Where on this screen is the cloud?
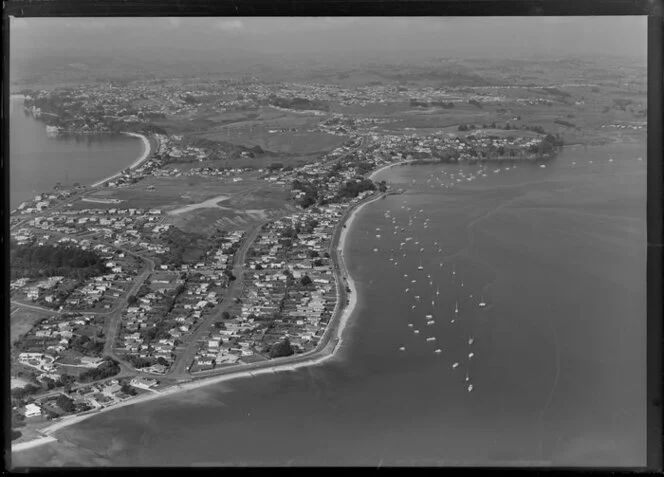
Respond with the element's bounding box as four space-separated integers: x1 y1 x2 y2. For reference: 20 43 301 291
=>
214 19 245 32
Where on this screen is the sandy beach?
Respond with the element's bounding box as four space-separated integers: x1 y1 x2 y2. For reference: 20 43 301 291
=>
90 132 152 188
12 180 391 453
369 159 412 180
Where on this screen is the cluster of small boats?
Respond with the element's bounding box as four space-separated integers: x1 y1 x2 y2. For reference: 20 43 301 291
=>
384 199 492 394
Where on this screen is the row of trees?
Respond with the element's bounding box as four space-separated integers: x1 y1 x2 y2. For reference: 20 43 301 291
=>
410 99 455 109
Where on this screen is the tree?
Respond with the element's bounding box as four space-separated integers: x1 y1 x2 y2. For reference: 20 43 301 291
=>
121 383 137 395
11 384 40 399
127 294 138 306
56 394 75 413
221 311 231 320
269 337 294 358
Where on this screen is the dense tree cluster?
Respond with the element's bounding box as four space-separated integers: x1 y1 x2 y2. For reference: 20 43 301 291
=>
56 394 76 413
127 355 156 368
121 382 138 396
11 243 106 280
269 337 295 358
11 384 41 400
528 134 564 156
268 95 330 112
353 162 374 175
139 318 175 342
291 179 320 209
69 334 104 356
78 357 121 383
554 118 576 128
410 99 428 108
336 178 376 200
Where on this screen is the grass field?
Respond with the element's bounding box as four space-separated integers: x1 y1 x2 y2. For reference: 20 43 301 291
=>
163 182 296 235
82 175 267 210
10 308 49 345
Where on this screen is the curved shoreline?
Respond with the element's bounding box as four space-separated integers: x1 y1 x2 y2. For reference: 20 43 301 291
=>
369 159 413 180
12 187 387 454
90 133 151 188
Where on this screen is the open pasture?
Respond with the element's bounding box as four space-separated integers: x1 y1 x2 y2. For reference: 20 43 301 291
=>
163 184 296 235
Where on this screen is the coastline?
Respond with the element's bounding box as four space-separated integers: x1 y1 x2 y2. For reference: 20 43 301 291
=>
369 159 413 180
90 133 152 188
12 180 388 454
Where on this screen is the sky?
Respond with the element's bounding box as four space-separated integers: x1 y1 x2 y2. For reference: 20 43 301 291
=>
10 16 647 63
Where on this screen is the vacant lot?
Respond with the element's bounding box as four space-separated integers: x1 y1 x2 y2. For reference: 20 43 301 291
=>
10 308 49 345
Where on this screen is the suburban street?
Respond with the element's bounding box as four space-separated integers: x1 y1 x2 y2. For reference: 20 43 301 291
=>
168 222 265 377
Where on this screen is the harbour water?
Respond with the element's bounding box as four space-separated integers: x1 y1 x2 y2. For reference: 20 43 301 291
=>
9 96 144 209
12 143 647 467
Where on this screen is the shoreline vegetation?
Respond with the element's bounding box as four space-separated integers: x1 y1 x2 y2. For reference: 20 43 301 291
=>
12 174 390 454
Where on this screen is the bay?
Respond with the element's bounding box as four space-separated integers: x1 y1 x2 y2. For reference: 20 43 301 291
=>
12 143 647 467
9 96 144 209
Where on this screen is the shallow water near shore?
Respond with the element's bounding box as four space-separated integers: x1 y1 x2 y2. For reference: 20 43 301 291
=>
12 143 647 467
9 96 144 209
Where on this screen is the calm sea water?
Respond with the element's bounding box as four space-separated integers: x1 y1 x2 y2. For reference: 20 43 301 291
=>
9 96 144 209
13 143 647 467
